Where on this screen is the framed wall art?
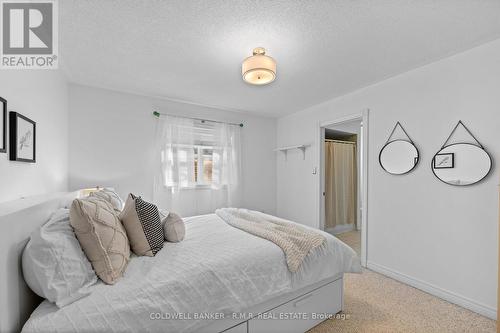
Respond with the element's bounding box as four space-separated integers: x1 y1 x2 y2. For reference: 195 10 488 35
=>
0 97 6 153
9 111 36 163
433 153 454 169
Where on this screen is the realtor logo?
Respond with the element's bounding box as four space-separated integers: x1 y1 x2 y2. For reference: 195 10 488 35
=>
1 0 58 69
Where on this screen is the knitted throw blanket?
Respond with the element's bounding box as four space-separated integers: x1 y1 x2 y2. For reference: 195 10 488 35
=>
215 208 325 273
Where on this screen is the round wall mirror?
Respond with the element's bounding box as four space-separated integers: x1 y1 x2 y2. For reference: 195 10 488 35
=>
379 140 419 175
431 143 491 186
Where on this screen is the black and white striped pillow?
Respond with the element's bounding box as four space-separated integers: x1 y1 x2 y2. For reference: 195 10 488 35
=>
120 194 164 256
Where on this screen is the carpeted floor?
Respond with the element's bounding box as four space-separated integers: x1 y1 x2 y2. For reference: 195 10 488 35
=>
309 231 496 333
335 230 361 255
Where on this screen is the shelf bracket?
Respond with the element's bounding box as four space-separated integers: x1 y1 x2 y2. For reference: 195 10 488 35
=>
281 150 288 161
298 146 306 160
274 144 310 161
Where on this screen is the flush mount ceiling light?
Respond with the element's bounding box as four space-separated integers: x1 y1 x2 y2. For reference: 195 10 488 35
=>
242 47 276 85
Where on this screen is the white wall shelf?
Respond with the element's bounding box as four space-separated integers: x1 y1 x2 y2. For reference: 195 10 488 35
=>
274 144 310 160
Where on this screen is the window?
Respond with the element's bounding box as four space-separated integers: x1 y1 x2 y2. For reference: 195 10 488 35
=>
164 144 215 188
194 147 213 185
157 115 240 193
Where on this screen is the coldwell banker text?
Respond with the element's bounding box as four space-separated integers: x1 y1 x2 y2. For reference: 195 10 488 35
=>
1 0 58 69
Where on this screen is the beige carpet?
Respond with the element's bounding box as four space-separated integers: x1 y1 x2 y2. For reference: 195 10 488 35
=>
335 230 361 255
309 231 496 333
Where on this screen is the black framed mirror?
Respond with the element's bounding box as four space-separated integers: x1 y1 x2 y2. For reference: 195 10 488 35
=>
431 121 491 186
379 122 419 175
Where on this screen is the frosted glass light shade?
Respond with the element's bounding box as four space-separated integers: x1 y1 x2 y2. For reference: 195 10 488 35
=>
242 47 276 85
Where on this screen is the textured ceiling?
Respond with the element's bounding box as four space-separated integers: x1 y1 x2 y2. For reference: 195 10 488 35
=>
60 1 500 117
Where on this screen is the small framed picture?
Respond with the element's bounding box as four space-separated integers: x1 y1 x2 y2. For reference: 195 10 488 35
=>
0 97 6 153
9 112 36 163
434 152 454 169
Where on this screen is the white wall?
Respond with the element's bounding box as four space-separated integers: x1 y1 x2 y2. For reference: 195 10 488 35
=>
0 71 69 203
277 39 500 318
68 84 277 215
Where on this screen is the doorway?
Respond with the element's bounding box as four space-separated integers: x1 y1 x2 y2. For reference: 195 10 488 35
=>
318 110 369 266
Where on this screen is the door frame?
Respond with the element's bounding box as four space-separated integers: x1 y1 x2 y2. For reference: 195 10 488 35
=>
316 109 369 267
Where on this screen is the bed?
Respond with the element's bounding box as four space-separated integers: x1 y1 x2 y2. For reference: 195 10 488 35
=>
0 192 360 333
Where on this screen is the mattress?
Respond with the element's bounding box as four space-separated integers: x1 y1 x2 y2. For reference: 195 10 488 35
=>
22 213 361 333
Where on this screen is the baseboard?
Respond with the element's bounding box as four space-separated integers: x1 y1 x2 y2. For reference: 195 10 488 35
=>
367 261 497 320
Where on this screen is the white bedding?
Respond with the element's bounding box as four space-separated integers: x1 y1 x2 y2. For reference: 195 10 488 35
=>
22 213 361 333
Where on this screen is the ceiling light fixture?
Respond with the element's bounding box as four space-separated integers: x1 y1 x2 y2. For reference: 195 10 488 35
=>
242 47 276 85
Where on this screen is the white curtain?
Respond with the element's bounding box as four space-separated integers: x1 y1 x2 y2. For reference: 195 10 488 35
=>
153 115 241 216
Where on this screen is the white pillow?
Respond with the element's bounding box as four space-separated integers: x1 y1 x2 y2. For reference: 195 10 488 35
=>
89 187 124 212
22 208 98 307
162 212 185 242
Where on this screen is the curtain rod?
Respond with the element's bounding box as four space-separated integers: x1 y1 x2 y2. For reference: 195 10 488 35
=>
325 139 356 144
152 111 244 127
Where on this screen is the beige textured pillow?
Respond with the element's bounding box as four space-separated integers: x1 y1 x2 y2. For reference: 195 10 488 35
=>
163 212 185 242
70 197 130 284
119 194 164 256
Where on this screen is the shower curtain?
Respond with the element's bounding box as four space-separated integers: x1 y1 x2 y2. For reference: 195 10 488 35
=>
325 141 357 230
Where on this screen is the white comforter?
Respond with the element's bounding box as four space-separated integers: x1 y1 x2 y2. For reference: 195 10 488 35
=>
23 213 360 333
